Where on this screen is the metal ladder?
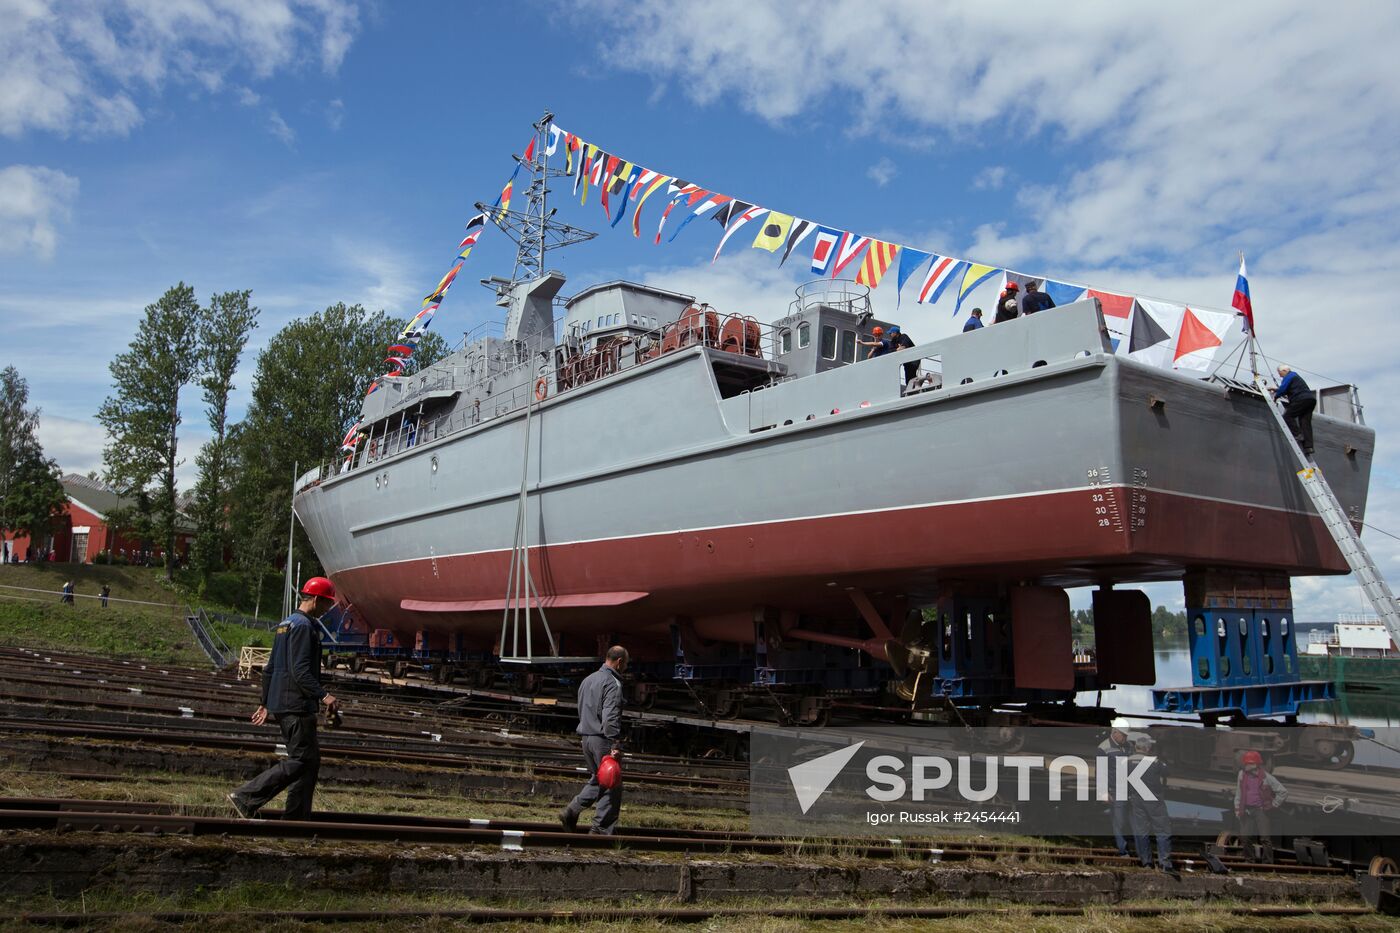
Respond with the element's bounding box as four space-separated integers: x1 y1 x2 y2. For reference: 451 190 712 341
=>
1253 374 1400 647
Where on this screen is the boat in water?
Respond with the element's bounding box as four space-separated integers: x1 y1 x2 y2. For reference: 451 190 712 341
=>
1301 614 1400 698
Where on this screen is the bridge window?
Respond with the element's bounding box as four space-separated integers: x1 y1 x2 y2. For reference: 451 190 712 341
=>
840 330 856 363
820 324 837 360
780 329 792 353
798 322 811 349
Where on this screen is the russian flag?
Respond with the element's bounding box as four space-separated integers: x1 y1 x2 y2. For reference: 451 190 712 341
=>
1232 256 1254 336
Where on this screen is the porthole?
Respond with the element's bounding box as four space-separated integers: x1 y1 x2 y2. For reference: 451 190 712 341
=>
1219 657 1231 678
431 456 439 473
375 475 381 489
1193 616 1206 637
1197 657 1211 680
1238 617 1249 636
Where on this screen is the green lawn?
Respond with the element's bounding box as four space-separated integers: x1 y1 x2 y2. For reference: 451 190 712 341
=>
0 563 276 666
0 561 283 617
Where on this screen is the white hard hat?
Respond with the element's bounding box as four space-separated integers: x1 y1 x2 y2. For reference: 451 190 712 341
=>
1110 717 1131 730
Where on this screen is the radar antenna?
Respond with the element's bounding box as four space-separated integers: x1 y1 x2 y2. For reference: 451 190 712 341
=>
476 110 597 288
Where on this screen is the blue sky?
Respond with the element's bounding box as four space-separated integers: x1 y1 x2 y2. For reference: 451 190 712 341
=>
3 1 1400 616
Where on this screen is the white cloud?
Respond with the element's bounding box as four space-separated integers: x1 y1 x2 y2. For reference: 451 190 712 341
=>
326 98 345 131
866 157 897 188
0 0 362 139
972 165 1006 190
35 413 103 478
580 1 1400 271
235 86 261 107
38 412 209 494
0 164 79 258
268 110 296 147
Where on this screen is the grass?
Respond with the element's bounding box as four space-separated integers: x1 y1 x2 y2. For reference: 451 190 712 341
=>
0 562 276 665
0 884 1384 933
0 767 751 833
0 597 209 667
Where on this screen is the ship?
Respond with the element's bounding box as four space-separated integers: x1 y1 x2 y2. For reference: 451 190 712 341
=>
1301 614 1400 700
292 115 1380 724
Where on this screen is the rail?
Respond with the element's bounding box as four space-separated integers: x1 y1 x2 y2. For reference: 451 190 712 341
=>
787 278 872 319
203 608 277 632
298 306 784 492
185 608 233 670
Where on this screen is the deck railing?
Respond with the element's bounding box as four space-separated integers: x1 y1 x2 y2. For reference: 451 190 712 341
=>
297 307 782 492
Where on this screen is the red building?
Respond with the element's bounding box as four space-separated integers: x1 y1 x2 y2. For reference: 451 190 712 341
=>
1 474 194 565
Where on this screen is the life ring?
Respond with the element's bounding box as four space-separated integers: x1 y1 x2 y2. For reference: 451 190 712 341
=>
534 378 548 401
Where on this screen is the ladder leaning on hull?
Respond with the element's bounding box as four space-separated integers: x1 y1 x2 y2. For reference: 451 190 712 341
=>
1251 374 1400 649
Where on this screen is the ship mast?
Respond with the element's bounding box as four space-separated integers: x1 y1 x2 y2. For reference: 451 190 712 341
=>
484 112 599 665
477 110 596 288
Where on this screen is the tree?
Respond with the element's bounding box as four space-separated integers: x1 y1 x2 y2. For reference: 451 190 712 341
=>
190 290 259 580
97 284 203 580
1151 605 1188 642
411 330 449 371
228 303 426 577
0 366 67 545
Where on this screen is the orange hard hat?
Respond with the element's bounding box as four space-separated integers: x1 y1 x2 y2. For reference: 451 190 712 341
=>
597 753 622 789
1241 750 1264 766
301 576 336 600
872 326 884 335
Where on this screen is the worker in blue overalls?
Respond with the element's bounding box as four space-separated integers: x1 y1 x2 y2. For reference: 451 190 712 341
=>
228 577 339 820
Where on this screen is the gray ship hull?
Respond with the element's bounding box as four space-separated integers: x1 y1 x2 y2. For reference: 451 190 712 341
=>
294 300 1373 650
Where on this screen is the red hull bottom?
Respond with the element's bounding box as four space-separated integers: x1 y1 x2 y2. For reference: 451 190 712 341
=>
333 488 1344 649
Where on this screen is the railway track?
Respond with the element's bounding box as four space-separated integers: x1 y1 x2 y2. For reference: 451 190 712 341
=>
0 796 1346 875
0 716 749 796
4 903 1378 927
5 646 1397 875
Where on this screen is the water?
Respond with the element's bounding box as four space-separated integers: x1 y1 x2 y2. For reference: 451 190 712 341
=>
1093 644 1400 729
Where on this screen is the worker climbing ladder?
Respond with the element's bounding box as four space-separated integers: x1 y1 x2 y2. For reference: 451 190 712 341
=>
1253 373 1400 650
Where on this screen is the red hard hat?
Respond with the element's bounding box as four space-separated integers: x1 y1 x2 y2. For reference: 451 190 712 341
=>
596 754 622 790
1005 281 1019 290
1241 750 1264 766
872 326 884 335
301 576 336 600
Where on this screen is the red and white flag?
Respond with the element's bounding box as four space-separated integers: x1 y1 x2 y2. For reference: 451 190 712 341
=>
830 232 871 278
917 255 964 304
810 227 841 275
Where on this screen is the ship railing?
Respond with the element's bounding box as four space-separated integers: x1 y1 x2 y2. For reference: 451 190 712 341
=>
901 354 945 395
558 307 778 393
328 308 781 479
787 279 872 319
1305 630 1340 649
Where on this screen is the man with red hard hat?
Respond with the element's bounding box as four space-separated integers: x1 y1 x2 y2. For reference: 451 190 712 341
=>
228 576 339 820
560 645 628 835
1234 749 1288 862
856 325 891 360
